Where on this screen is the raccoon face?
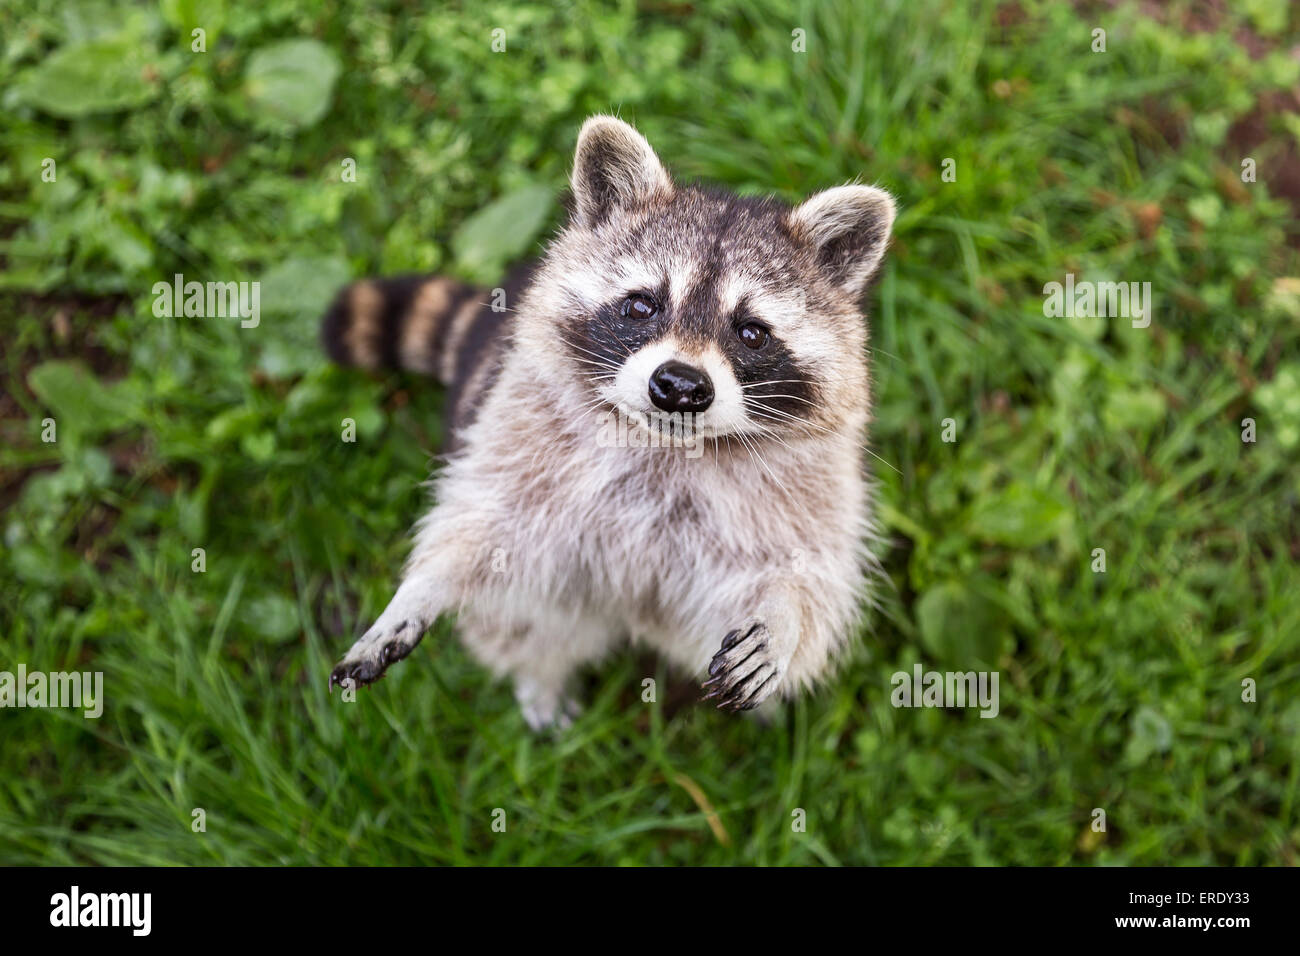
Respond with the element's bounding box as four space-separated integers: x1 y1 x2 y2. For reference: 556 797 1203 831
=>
520 115 895 444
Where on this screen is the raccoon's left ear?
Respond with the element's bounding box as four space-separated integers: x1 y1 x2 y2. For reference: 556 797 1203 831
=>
570 115 674 227
788 184 896 298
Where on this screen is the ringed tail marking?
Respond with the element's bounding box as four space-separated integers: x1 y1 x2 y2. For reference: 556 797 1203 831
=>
440 295 485 384
321 275 479 385
399 279 457 376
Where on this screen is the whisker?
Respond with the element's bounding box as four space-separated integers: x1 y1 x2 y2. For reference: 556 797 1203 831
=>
733 428 796 505
740 379 811 389
570 356 623 374
743 405 904 476
744 392 817 406
565 340 626 368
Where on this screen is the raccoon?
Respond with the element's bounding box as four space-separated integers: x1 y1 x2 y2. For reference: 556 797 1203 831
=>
323 115 896 729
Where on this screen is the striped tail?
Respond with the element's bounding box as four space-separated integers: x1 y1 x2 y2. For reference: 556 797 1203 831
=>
320 275 487 386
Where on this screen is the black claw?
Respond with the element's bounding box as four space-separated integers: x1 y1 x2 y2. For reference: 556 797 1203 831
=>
329 659 379 691
712 665 774 714
329 624 428 695
736 672 776 711
704 622 771 707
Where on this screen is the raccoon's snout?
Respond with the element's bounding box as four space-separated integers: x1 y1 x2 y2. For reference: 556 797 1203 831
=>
648 361 714 414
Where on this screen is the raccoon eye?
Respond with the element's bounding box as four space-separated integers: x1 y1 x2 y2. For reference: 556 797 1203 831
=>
738 322 770 350
622 293 659 320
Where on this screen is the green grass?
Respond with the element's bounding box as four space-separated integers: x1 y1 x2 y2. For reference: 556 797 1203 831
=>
2 0 1298 865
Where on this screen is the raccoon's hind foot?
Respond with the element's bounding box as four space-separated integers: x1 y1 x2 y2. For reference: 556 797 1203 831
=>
702 620 788 712
513 676 582 732
329 616 428 691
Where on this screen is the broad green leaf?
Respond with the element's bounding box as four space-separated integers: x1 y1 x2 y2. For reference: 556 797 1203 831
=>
160 0 226 40
13 37 159 117
27 360 132 438
206 406 261 443
259 256 351 316
1125 706 1174 765
255 256 350 377
244 39 341 129
914 579 1006 667
966 482 1071 547
452 184 554 283
240 594 301 642
240 430 278 462
1255 363 1300 449
9 543 74 586
1103 386 1167 433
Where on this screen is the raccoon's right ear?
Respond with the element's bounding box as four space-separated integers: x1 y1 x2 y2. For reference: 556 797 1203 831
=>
570 115 673 227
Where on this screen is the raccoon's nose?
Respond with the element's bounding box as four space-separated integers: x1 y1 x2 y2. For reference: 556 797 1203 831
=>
648 361 714 413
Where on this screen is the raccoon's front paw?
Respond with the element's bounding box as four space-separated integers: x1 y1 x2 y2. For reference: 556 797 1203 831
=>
329 617 426 691
702 621 787 712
